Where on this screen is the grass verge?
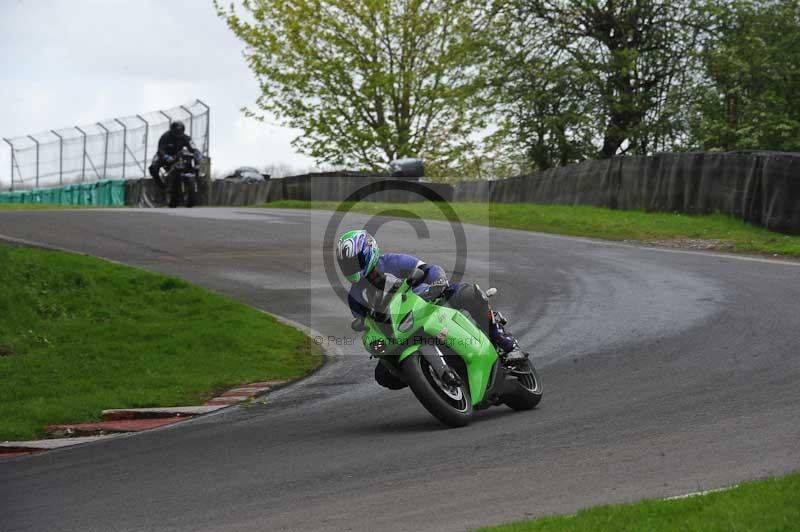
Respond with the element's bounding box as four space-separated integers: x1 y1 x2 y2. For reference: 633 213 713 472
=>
476 472 800 531
0 244 322 441
262 200 800 257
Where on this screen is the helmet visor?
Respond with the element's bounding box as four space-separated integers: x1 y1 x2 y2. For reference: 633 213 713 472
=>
337 252 366 277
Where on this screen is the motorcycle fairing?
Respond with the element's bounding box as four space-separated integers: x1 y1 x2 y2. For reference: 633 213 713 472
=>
363 281 498 404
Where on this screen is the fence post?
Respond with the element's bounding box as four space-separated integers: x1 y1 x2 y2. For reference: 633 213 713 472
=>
196 99 210 156
137 114 149 179
180 105 194 138
158 110 172 155
27 135 40 188
96 122 109 180
114 118 127 180
2 138 13 191
51 130 64 185
75 126 87 181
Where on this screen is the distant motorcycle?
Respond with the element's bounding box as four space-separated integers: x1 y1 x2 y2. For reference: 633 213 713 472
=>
158 147 200 208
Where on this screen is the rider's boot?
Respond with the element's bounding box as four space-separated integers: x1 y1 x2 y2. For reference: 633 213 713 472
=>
488 311 528 363
374 360 408 390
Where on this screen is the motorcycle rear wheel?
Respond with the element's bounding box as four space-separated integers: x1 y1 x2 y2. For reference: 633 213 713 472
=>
402 352 473 427
503 360 543 411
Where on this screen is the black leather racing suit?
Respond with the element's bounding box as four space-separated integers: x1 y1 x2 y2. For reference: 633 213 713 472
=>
148 131 201 184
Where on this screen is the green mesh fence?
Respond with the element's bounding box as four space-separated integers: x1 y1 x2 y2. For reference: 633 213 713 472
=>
0 180 126 206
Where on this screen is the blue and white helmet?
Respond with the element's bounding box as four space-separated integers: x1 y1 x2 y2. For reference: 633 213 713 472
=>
336 230 380 283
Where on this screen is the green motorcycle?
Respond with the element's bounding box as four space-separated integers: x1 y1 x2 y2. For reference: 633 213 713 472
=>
353 270 543 427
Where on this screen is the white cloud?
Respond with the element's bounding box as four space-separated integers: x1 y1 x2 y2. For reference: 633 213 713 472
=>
0 0 315 188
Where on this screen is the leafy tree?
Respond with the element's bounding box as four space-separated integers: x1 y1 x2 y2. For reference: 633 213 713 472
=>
490 0 703 167
690 0 800 151
484 5 596 170
215 0 487 172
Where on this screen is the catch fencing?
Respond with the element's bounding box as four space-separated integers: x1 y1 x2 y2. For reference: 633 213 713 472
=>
2 100 209 190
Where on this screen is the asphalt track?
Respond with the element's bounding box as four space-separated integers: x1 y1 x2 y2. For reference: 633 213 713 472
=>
1 207 799 532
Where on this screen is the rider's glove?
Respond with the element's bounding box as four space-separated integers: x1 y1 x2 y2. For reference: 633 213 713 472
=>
408 267 426 287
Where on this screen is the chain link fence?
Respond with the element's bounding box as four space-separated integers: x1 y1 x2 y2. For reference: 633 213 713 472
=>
2 100 209 191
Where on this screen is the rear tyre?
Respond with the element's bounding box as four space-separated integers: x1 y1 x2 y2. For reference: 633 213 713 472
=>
503 360 543 411
402 351 472 427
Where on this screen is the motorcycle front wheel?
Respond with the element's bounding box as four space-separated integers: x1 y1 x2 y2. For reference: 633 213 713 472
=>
185 176 198 208
168 177 181 208
402 352 472 427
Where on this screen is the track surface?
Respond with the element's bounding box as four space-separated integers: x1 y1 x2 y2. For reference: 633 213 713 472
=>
1 207 799 532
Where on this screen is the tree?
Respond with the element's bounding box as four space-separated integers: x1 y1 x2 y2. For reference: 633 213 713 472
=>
690 0 800 151
490 0 703 167
216 0 487 172
485 4 596 170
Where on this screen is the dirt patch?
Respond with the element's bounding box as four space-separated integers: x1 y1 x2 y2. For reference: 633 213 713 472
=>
624 238 800 262
0 345 16 357
627 238 736 252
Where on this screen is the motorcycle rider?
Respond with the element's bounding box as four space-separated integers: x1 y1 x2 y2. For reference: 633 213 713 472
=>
335 229 528 389
148 121 201 188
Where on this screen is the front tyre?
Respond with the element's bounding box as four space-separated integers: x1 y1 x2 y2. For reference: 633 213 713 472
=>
168 176 181 208
185 176 198 208
402 352 472 427
503 360 543 411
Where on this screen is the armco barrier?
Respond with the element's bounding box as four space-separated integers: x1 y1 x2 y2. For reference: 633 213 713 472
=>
0 180 126 207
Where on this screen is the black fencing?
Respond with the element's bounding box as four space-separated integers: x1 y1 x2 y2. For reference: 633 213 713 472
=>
124 151 800 235
248 174 453 203
124 174 453 207
455 151 800 234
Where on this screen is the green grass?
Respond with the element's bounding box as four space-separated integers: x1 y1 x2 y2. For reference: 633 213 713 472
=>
0 244 322 440
477 472 800 531
262 200 800 257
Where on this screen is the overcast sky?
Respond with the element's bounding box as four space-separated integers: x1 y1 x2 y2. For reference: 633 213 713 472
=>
0 0 315 185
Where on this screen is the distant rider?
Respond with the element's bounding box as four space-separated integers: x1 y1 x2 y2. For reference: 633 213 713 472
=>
148 121 201 188
335 230 528 390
